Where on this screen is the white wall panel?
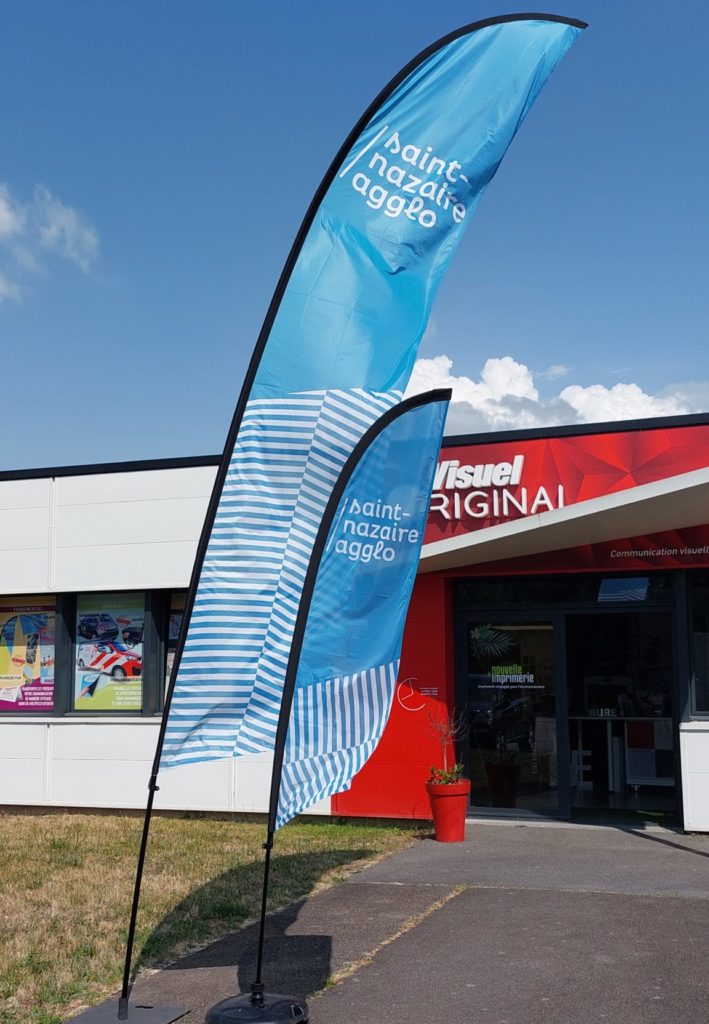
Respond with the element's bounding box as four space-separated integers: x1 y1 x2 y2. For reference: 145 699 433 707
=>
0 722 47 757
49 721 234 811
680 725 709 832
51 757 154 808
0 759 45 803
57 467 216 506
156 758 234 812
56 496 209 549
0 477 52 511
680 724 709 772
0 719 48 804
52 467 214 592
0 507 51 551
51 721 155 760
234 758 273 813
0 721 292 814
0 478 52 594
55 540 200 592
230 758 330 816
0 548 51 595
0 466 216 594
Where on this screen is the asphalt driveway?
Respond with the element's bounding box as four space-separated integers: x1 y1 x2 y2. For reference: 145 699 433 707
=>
117 821 709 1024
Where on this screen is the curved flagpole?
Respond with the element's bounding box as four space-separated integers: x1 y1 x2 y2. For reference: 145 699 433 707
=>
117 13 586 1015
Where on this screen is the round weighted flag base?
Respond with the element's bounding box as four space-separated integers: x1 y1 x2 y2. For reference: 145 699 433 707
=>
205 994 308 1024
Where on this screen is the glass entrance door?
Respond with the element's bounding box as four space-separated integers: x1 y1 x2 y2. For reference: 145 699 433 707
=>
464 620 559 812
566 611 677 818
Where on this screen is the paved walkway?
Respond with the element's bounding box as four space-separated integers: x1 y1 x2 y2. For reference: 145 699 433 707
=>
129 821 709 1024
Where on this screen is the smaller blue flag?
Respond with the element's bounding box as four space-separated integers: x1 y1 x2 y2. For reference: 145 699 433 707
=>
275 392 449 828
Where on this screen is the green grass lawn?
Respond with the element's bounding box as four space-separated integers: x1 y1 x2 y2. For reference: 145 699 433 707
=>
0 811 421 1024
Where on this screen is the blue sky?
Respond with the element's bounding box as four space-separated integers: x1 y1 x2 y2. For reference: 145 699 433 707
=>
2 1 708 469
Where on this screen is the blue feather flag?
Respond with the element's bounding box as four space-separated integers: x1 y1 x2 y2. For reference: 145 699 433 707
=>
160 16 585 772
275 391 449 827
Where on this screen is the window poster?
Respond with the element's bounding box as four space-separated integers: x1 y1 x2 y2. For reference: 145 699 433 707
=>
74 593 144 711
0 598 55 711
166 592 186 686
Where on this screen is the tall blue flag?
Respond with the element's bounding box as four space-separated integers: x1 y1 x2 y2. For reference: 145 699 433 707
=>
275 392 449 828
161 16 585 771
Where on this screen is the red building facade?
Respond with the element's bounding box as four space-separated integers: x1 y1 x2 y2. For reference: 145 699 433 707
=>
335 414 709 827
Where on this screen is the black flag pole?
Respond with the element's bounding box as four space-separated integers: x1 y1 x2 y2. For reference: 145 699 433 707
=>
204 389 450 1024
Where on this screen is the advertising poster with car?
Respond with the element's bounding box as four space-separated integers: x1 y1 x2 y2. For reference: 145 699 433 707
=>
74 593 144 711
0 599 55 711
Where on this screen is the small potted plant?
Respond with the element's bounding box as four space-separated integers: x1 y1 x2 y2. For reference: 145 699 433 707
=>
425 708 470 842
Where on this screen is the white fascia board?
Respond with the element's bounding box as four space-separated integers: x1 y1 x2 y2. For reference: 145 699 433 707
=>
419 466 709 573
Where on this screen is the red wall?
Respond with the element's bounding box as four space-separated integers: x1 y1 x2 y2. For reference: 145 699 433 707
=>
333 574 453 819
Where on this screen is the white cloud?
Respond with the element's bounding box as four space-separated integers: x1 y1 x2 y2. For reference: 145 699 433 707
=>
407 354 537 404
655 381 709 408
0 184 25 239
560 382 687 422
33 185 98 272
538 363 570 380
0 181 99 301
405 353 708 435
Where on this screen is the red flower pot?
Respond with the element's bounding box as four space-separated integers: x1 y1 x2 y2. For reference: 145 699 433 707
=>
425 779 471 842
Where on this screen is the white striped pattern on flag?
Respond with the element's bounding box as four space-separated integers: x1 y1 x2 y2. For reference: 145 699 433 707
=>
275 659 399 828
161 388 400 770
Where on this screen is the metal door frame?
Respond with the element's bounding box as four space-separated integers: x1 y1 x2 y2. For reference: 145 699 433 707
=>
455 608 570 818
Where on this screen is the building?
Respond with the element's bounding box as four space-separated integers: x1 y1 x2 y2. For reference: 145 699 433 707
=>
2 413 708 831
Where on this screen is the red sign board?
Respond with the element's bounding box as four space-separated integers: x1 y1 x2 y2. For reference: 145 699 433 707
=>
424 421 709 571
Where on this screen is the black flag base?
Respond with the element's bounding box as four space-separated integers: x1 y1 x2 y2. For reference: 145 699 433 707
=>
205 992 308 1023
65 1000 186 1024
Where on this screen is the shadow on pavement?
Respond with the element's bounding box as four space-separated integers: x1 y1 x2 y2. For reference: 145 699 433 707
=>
161 899 331 999
628 827 709 859
128 848 370 1004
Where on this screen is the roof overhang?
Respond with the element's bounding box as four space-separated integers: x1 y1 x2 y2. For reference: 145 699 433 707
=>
419 466 709 573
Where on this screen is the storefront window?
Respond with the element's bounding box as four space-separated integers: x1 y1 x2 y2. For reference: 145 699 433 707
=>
689 573 709 715
166 592 186 686
0 597 55 712
466 621 558 811
74 593 145 711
